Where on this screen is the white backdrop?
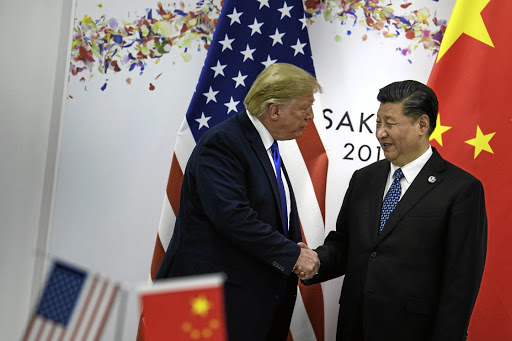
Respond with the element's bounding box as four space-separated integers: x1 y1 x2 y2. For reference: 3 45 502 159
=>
0 0 73 339
39 0 456 340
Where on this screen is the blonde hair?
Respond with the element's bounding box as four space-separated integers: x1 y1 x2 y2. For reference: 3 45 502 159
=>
244 63 322 117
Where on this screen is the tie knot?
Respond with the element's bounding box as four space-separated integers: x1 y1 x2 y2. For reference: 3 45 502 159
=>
270 141 279 153
394 168 404 180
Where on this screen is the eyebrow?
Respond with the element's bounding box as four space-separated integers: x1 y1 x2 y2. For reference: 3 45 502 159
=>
377 114 394 120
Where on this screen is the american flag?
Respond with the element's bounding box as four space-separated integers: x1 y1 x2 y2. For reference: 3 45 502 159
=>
23 261 120 341
147 0 329 339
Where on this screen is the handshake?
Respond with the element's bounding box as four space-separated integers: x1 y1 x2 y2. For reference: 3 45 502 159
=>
292 242 320 280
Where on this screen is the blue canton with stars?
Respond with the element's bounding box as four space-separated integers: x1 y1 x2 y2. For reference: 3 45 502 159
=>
379 168 404 232
186 0 316 143
35 261 87 326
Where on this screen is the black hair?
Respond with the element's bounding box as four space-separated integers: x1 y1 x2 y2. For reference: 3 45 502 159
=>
377 80 438 134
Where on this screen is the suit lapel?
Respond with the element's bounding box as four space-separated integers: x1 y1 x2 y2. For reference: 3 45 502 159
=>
237 112 286 234
282 164 301 242
368 161 390 243
375 149 447 244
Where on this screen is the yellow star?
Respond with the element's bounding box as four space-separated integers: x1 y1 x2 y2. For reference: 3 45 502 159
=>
191 295 212 317
437 0 494 61
429 114 452 146
465 125 495 159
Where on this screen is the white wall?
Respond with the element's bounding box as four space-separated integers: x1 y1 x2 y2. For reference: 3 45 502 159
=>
0 0 71 339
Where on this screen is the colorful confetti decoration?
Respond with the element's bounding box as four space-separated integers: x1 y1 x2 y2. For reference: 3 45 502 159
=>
69 0 447 92
70 1 222 91
303 0 446 57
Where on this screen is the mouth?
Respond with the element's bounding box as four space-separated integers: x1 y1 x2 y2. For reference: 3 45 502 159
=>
380 142 393 151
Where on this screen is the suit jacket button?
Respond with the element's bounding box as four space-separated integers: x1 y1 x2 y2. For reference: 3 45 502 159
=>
370 251 377 258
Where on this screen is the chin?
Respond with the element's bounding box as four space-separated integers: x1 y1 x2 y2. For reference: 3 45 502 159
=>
382 152 394 162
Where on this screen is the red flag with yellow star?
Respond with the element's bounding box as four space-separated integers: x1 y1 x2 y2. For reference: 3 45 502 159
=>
427 0 512 339
138 274 227 341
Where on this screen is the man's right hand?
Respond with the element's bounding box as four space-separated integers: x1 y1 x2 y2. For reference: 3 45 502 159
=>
293 242 320 280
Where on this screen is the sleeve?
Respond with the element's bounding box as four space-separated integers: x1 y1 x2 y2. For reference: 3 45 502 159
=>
194 133 301 275
304 172 356 285
431 178 487 340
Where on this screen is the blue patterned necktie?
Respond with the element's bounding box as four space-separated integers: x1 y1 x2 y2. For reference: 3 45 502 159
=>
379 168 404 232
270 141 288 238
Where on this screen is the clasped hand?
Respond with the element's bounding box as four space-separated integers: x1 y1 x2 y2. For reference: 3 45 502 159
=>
293 242 320 280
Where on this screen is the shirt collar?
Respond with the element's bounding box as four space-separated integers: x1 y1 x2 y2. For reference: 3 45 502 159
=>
390 146 433 184
246 110 275 150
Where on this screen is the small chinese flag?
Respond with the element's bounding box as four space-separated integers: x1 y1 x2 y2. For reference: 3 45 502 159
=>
138 273 227 341
427 0 512 339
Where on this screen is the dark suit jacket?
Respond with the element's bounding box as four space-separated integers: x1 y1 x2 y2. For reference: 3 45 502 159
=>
307 148 487 341
155 111 302 340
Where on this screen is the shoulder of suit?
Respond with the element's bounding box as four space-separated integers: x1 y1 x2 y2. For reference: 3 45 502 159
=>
438 157 482 184
418 152 482 193
198 114 244 144
354 158 388 175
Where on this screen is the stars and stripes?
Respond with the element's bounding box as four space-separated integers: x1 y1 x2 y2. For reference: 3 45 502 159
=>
145 0 329 340
182 0 315 144
22 261 120 341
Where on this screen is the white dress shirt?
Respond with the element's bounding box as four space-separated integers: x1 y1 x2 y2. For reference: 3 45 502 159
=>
383 146 433 200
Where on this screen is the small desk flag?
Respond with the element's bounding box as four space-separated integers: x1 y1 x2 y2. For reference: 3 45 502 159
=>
22 260 120 341
138 273 227 341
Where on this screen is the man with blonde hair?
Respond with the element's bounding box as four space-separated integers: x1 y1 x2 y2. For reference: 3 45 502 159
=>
155 63 322 340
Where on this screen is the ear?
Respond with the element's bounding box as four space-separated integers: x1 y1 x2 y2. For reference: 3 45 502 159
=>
268 103 279 121
418 114 430 135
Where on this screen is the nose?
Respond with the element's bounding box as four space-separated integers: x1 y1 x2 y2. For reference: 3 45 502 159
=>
306 107 314 120
376 125 387 139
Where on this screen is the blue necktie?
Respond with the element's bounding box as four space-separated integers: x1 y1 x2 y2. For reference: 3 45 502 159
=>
270 141 288 238
379 168 404 232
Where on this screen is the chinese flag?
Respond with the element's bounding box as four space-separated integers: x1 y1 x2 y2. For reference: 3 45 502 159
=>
138 274 227 341
427 0 512 339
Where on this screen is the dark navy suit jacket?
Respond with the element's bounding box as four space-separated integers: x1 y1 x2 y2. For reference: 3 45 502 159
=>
155 111 302 340
307 148 487 341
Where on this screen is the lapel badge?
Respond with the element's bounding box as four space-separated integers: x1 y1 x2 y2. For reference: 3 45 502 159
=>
428 176 436 184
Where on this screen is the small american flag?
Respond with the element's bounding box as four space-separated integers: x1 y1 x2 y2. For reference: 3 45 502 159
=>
23 261 120 341
144 0 329 339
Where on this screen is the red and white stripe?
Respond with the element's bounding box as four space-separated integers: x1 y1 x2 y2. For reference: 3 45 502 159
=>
282 100 328 341
23 275 120 341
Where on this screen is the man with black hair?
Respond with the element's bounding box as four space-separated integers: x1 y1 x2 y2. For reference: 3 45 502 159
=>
303 80 487 341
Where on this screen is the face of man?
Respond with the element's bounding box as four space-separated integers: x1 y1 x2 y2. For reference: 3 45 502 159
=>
376 102 429 167
271 94 315 140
